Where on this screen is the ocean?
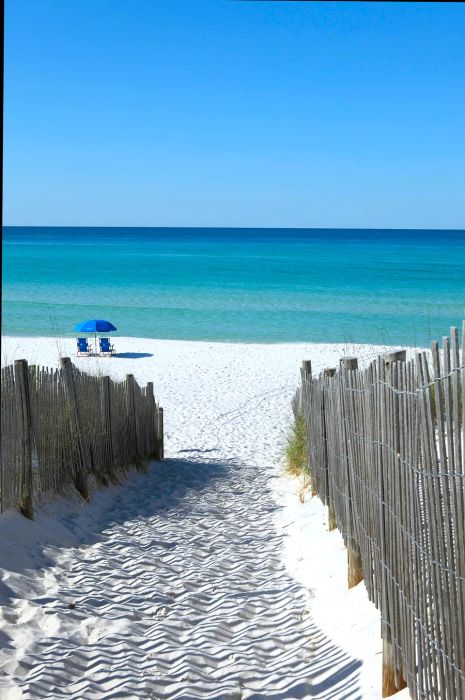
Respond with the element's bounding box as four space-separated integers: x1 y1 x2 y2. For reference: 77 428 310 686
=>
2 227 464 346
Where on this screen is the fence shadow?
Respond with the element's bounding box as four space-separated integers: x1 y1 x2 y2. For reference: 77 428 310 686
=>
0 457 230 583
0 454 366 700
308 629 362 698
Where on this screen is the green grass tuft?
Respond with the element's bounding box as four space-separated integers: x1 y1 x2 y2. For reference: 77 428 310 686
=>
285 415 308 477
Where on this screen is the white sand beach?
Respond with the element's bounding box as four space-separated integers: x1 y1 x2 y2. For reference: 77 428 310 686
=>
0 336 412 699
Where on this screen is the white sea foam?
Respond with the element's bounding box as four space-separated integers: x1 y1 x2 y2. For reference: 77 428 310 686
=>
0 336 411 699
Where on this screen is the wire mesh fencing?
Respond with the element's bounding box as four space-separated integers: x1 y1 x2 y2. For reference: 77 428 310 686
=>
299 323 464 700
1 357 163 517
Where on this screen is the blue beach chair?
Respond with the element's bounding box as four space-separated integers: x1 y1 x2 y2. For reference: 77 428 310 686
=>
99 337 115 356
76 337 91 356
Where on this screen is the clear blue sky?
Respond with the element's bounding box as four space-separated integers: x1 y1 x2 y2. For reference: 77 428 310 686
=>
4 1 465 228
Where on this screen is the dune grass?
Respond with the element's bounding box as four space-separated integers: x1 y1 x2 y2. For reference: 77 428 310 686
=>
285 415 308 477
285 415 311 502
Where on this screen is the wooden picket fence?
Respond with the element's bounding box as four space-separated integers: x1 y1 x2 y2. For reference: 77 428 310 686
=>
299 323 464 700
0 357 164 518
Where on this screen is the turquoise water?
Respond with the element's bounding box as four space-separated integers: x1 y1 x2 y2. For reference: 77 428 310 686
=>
2 227 465 346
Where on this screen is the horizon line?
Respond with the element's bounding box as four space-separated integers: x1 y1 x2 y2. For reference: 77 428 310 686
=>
3 225 465 232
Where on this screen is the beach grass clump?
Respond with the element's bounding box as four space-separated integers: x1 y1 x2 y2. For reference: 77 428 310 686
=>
285 414 308 478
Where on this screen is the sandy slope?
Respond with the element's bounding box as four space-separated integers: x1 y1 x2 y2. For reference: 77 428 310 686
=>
0 337 409 699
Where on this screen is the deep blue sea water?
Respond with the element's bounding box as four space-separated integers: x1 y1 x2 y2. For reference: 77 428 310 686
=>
2 227 465 346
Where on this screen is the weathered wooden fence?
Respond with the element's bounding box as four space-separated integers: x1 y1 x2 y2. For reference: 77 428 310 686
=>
1 357 164 517
299 323 464 700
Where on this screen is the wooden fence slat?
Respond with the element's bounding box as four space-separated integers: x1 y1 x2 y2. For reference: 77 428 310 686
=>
341 357 364 589
60 357 89 501
145 382 158 460
158 407 164 460
125 373 142 470
101 376 116 483
382 352 408 697
14 360 34 519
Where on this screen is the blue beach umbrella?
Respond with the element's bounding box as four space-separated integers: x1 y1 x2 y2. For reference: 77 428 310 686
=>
74 319 117 353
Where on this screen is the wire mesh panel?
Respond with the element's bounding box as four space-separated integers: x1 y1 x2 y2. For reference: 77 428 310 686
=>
0 360 163 513
29 365 74 497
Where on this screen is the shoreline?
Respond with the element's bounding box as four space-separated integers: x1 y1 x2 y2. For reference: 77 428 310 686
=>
2 334 410 359
1 333 417 349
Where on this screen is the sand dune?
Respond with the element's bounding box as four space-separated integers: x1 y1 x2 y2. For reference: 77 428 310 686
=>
0 337 408 699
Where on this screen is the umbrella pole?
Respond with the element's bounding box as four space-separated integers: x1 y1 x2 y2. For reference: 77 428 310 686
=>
95 332 97 355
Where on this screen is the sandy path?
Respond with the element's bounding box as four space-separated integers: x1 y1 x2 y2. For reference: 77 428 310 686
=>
1 337 398 699
0 458 362 700
2 463 289 697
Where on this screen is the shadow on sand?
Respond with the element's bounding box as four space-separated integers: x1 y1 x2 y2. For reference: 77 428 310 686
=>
112 352 154 359
0 456 365 698
0 458 230 578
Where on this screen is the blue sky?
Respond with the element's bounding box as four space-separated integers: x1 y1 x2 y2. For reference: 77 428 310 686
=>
4 1 465 228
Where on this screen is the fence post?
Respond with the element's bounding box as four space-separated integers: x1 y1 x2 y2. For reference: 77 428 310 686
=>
382 639 407 699
384 350 407 366
323 368 337 530
341 357 364 589
60 357 89 501
301 360 312 380
14 360 34 519
158 407 164 460
381 350 407 697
